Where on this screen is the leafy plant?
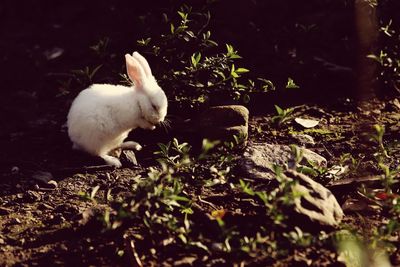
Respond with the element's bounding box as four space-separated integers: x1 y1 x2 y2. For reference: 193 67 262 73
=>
78 185 101 202
154 138 191 170
367 18 400 94
224 133 248 150
136 5 274 108
369 124 389 159
239 168 307 230
286 77 300 89
271 105 294 127
283 226 313 247
71 65 103 87
90 37 111 59
378 163 399 194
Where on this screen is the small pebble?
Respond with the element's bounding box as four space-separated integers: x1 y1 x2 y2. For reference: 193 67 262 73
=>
12 218 21 224
37 203 54 210
25 190 42 202
47 214 65 224
43 180 58 189
0 207 11 216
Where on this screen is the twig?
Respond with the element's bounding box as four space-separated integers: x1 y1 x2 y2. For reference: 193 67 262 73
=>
326 175 383 188
198 196 218 210
321 143 334 159
124 236 143 267
356 190 383 207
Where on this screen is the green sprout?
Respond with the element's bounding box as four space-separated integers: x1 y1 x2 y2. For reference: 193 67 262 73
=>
272 105 294 127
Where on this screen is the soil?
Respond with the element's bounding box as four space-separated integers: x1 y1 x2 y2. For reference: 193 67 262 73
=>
1 98 400 266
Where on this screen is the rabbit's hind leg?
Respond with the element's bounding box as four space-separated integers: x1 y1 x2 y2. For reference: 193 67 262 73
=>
120 141 142 151
100 154 122 168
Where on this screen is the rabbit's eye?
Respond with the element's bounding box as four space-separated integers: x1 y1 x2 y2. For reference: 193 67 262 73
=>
152 104 158 111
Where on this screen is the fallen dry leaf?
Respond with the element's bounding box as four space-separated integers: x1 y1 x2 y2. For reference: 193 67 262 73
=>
294 118 320 128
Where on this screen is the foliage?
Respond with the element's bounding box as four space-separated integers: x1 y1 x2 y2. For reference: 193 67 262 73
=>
332 120 400 263
136 5 274 108
285 77 300 89
368 18 400 94
71 65 103 88
271 105 294 127
95 138 332 264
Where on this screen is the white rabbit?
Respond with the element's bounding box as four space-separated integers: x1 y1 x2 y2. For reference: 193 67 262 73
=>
67 52 168 167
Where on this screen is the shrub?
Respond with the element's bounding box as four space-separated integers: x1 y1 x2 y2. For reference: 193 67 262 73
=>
135 5 274 109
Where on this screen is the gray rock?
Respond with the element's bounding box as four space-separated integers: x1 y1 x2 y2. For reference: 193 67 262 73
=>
198 105 249 142
283 170 343 228
32 171 53 184
46 180 58 189
241 143 327 180
291 134 315 146
121 150 138 166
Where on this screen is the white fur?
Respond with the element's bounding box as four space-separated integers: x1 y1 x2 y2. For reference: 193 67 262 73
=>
67 52 167 167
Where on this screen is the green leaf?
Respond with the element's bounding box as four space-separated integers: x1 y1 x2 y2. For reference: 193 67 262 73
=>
236 67 250 73
191 55 197 68
190 52 201 68
178 234 188 244
181 207 193 215
215 71 226 80
137 37 151 46
177 11 187 20
366 54 380 62
297 166 319 177
207 40 218 47
191 241 210 252
274 105 283 115
201 139 219 154
226 44 233 54
186 31 195 38
171 195 190 202
89 64 103 80
258 78 275 91
90 185 100 199
195 52 201 63
239 179 255 196
170 23 175 34
230 64 239 78
225 44 242 59
230 54 242 59
286 77 300 89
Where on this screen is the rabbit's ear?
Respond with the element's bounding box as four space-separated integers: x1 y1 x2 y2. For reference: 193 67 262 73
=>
125 54 146 87
132 51 152 78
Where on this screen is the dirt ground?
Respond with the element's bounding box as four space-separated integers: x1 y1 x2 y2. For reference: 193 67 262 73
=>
1 97 399 266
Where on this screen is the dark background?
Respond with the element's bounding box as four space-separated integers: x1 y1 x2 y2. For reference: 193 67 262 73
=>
0 0 399 134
